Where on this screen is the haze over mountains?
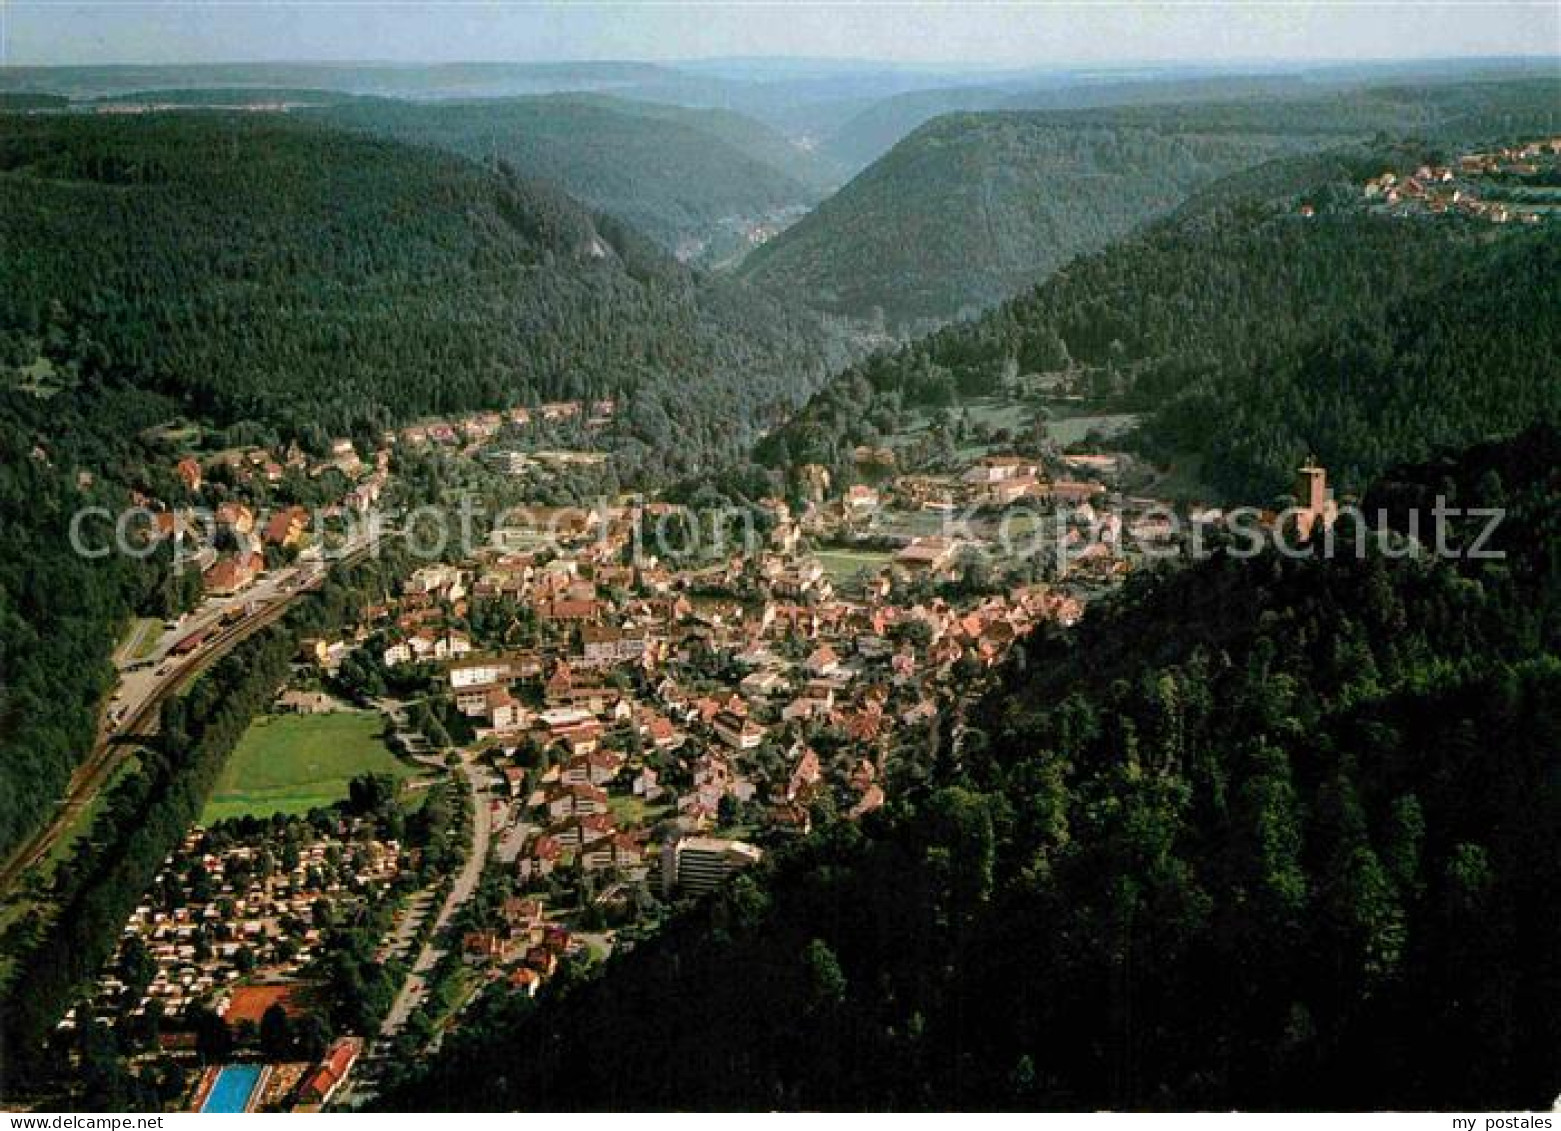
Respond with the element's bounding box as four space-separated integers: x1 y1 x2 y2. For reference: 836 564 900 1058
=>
6 55 1554 324
310 95 840 261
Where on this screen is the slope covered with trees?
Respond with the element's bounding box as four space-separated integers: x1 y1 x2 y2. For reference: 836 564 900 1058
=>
0 60 699 102
0 388 188 863
378 426 1561 1111
0 113 840 471
741 109 1318 331
755 138 1561 501
743 78 1561 331
312 94 836 256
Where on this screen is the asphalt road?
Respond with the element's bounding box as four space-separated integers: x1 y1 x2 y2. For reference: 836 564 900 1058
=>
380 756 497 1037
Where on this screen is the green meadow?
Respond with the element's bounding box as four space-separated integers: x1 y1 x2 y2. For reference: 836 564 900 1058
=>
203 711 413 823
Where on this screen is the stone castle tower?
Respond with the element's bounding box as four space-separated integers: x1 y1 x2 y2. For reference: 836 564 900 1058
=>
1295 460 1339 539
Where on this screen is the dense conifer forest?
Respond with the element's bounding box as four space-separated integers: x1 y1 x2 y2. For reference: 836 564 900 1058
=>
743 77 1561 328
740 110 1321 329
312 94 836 253
0 388 191 861
757 141 1561 500
0 114 840 465
379 426 1561 1111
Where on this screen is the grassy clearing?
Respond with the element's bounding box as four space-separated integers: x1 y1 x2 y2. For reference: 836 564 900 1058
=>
962 400 1034 433
812 547 893 583
893 397 1034 444
885 398 1137 454
203 711 413 823
607 794 672 828
861 508 950 541
1046 412 1139 447
141 419 203 450
120 617 164 663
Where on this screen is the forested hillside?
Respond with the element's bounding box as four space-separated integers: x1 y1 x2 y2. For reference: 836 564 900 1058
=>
0 60 698 102
312 94 836 256
816 71 1332 172
0 388 188 865
740 110 1326 330
0 113 839 470
818 86 1015 170
0 92 69 111
0 111 840 863
86 87 369 108
755 140 1561 500
744 78 1561 330
552 95 843 194
378 426 1561 1111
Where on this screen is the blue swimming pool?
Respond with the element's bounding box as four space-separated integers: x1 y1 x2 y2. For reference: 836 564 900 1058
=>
202 1064 263 1113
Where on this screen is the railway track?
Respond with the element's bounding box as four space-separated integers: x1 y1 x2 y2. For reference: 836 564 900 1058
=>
0 542 381 898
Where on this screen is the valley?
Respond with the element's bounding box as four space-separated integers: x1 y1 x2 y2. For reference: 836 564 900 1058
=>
0 47 1557 1115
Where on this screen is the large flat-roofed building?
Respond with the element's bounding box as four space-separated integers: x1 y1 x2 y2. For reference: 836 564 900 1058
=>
660 835 763 898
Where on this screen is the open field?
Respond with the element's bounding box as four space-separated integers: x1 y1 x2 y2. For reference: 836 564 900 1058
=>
961 400 1034 434
870 509 949 538
140 419 203 450
813 547 894 583
607 794 672 829
203 711 414 822
1045 412 1139 447
887 397 1138 457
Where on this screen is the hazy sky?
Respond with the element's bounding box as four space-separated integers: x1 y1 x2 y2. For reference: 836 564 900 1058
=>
5 1 1558 68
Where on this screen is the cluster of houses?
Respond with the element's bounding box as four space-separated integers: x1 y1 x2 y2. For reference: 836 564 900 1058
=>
789 443 1178 588
73 390 1196 1107
396 400 617 451
153 437 391 597
805 451 1112 521
72 823 402 1036
327 481 1096 929
1362 140 1561 224
459 895 581 1000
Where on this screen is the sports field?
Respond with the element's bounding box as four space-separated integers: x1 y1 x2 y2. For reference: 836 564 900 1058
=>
202 711 413 822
